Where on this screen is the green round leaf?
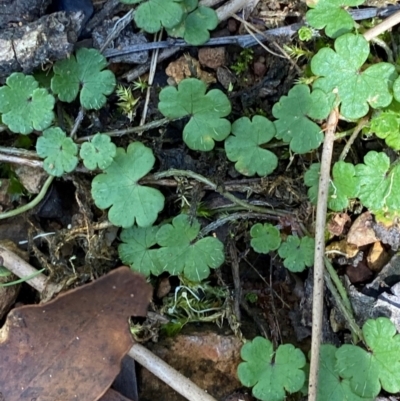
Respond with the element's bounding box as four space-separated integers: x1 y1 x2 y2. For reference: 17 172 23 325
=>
305 161 360 211
225 116 278 177
278 236 314 272
79 133 117 170
183 7 218 45
250 223 281 254
329 161 360 211
135 0 184 33
370 112 400 150
36 127 78 177
306 0 364 38
0 73 55 134
355 151 400 212
91 142 165 228
238 337 306 401
304 163 320 205
312 33 396 120
272 85 333 153
119 225 163 276
336 318 400 398
318 344 374 401
156 214 225 281
51 48 116 110
158 78 231 151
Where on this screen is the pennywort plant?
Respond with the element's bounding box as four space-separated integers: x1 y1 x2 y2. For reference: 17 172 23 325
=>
1 0 400 398
238 318 400 401
120 0 218 45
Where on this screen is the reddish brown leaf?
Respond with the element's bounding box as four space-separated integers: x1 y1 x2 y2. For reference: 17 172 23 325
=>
0 266 152 401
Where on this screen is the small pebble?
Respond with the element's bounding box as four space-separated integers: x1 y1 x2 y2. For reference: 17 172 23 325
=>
253 61 266 77
198 47 226 70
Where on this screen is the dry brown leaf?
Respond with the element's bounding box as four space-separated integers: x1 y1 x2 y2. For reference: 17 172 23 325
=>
327 213 351 237
367 241 390 273
326 239 359 258
347 212 378 247
0 266 152 401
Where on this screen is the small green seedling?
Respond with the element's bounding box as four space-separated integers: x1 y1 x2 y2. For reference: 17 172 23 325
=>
306 0 364 38
115 84 140 121
238 336 306 401
278 235 315 272
272 84 333 154
158 78 231 151
231 49 254 75
0 73 55 134
311 33 396 120
224 116 278 177
297 26 314 42
79 133 117 170
250 223 281 254
91 142 164 228
36 127 78 177
51 48 116 110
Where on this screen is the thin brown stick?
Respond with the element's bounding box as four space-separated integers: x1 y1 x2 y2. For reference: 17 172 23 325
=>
308 108 339 401
363 9 400 41
0 153 43 168
129 344 217 401
339 116 368 161
0 245 62 298
227 239 241 321
140 31 162 126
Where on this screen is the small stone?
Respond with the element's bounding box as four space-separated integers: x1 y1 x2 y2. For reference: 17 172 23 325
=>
14 165 47 194
347 212 378 247
227 18 238 33
198 47 226 70
217 67 236 90
166 54 216 84
253 61 266 77
139 327 242 401
346 261 373 284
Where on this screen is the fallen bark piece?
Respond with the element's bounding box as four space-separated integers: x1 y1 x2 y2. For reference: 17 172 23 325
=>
0 11 84 81
0 266 152 401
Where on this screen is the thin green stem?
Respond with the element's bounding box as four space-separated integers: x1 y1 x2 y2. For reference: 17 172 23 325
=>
324 257 353 314
0 268 45 287
323 267 363 343
154 169 290 217
0 175 54 220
